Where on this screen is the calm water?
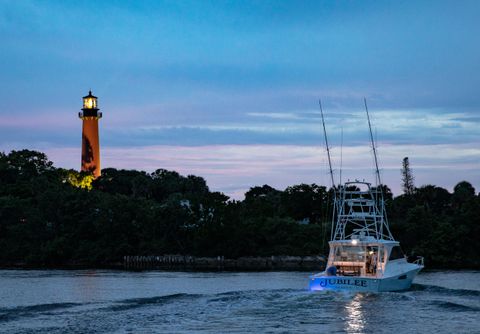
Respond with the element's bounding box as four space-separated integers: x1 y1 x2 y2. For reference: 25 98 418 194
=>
0 270 479 333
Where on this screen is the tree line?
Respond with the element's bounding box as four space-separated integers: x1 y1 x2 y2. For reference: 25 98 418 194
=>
0 150 478 269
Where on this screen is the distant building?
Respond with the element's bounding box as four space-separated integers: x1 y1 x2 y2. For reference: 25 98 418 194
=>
79 90 102 178
297 218 310 225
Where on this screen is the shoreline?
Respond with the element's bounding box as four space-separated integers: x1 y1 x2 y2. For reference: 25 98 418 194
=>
1 257 478 271
1 261 478 272
1 255 327 272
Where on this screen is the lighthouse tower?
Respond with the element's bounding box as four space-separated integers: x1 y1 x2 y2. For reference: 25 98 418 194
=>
79 90 102 178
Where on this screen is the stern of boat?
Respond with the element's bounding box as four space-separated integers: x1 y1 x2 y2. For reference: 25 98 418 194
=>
309 274 381 292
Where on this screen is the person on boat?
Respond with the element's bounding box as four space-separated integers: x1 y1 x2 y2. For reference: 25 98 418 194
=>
326 266 337 276
367 251 377 274
371 252 377 274
367 252 372 274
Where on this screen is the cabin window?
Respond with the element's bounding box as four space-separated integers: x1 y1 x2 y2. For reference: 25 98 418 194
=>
378 247 385 263
389 246 405 260
334 246 364 262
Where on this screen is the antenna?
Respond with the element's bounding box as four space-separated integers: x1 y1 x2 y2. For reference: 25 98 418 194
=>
319 99 335 189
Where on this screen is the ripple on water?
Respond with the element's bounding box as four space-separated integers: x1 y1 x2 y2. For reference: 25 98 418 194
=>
0 271 479 333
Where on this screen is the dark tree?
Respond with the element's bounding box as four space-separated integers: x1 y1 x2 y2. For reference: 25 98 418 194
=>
401 157 415 195
0 148 479 269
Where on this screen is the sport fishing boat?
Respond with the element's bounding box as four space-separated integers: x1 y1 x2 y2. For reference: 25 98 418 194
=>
309 100 424 292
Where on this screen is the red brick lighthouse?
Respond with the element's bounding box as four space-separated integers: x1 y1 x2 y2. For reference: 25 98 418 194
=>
79 90 102 178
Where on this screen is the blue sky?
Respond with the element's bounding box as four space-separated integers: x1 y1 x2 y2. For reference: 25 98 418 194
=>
1 0 479 198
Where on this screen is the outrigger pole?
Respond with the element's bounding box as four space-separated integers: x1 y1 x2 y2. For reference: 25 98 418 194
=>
364 98 393 240
364 98 382 187
319 99 337 240
319 99 336 189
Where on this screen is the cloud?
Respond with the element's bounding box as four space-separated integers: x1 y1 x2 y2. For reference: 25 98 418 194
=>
3 143 476 200
246 112 304 120
1 106 479 150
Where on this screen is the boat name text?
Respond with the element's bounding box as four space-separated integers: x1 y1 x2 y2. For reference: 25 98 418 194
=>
319 278 367 287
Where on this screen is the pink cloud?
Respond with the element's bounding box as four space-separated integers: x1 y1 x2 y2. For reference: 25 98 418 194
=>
14 144 473 199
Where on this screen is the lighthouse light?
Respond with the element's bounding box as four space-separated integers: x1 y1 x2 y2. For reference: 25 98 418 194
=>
84 97 96 109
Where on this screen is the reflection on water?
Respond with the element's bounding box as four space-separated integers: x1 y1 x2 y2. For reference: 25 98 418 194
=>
76 270 99 302
345 294 365 334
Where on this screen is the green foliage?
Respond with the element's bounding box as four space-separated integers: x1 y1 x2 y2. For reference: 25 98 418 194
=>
66 170 95 190
0 149 478 269
401 157 415 195
389 182 480 268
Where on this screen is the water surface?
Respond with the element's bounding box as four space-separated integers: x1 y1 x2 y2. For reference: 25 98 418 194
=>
0 270 478 333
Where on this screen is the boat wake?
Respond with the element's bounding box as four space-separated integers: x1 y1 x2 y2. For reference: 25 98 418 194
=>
410 283 480 296
107 293 195 311
430 300 480 312
0 302 82 322
1 284 479 333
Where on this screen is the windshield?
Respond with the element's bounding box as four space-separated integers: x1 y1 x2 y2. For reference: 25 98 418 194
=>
330 244 385 277
333 246 365 262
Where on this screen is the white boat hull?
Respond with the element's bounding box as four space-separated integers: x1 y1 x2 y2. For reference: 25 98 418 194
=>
309 267 422 292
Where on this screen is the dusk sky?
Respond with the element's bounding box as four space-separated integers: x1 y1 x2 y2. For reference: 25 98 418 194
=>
1 0 479 199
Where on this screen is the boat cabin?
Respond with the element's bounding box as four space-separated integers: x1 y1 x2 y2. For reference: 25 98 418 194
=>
326 238 405 277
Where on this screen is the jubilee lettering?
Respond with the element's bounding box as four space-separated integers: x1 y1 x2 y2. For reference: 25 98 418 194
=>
317 278 367 287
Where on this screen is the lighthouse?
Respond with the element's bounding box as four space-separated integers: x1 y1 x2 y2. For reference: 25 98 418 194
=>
79 90 102 178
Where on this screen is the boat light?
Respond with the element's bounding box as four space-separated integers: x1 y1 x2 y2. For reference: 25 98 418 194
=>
352 239 358 245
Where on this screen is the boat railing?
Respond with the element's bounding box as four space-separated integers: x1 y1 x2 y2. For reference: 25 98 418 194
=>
412 256 424 266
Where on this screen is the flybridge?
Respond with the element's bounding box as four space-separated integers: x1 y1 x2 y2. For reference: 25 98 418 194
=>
333 181 394 241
